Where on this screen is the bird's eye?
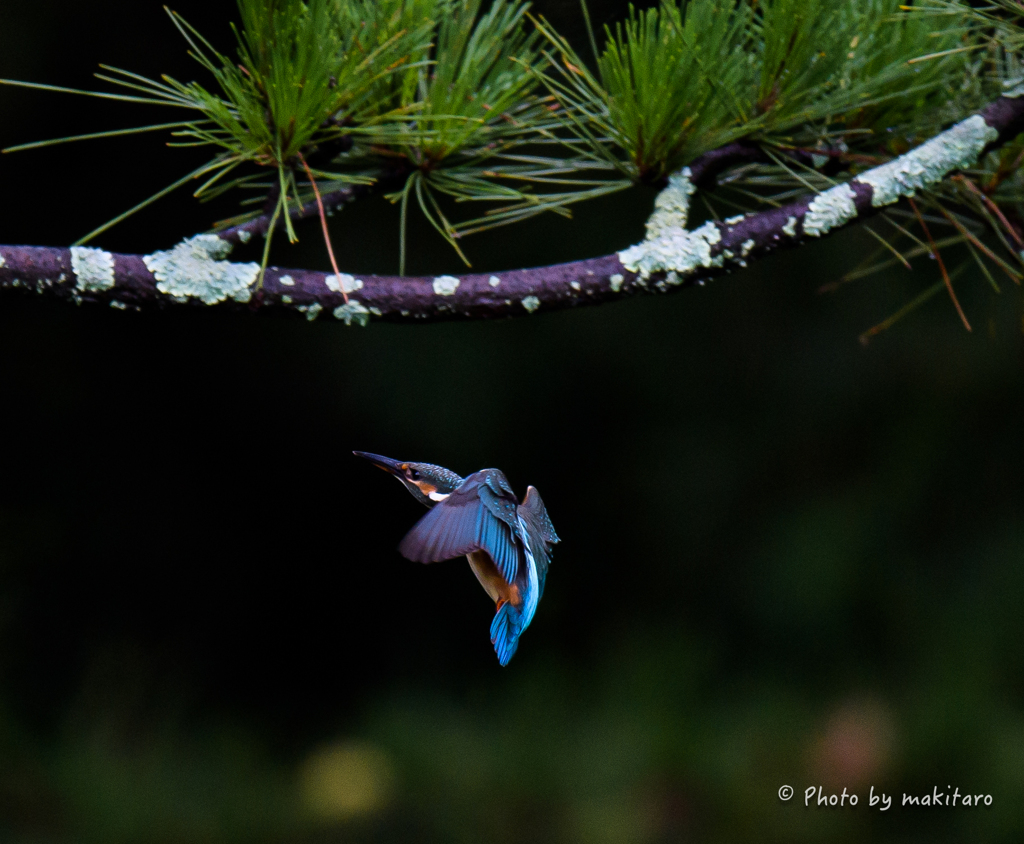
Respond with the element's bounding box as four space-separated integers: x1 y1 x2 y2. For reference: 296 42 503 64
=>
407 468 421 481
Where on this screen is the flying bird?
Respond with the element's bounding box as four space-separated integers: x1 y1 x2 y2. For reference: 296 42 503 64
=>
354 452 559 665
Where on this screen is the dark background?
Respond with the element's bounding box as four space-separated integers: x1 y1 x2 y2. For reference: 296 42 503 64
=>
2 2 1023 842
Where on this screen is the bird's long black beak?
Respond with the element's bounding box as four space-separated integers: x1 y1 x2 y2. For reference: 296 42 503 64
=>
353 451 404 477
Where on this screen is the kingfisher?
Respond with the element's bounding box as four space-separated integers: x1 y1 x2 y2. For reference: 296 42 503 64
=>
353 451 560 665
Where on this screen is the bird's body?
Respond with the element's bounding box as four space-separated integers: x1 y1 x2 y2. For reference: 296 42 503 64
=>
354 452 559 665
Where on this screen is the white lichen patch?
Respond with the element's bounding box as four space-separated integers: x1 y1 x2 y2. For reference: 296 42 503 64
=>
70 246 116 292
521 295 541 313
619 219 724 278
299 303 322 322
856 114 998 208
570 280 581 291
143 235 257 305
110 300 127 310
645 168 696 239
334 300 371 326
279 275 295 287
616 166 735 279
0 252 5 269
326 273 363 294
238 230 252 244
609 273 625 292
782 216 799 237
282 295 293 304
488 275 501 288
725 214 745 225
803 184 858 237
432 275 460 296
740 239 755 257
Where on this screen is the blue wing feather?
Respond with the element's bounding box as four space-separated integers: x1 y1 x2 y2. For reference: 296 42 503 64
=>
520 486 559 596
398 471 521 585
490 601 522 666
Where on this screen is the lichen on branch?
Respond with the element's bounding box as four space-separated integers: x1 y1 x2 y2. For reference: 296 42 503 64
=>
3 93 1024 326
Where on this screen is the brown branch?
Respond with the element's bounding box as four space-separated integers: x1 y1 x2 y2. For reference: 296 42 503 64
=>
3 95 1024 324
683 139 850 188
214 183 365 247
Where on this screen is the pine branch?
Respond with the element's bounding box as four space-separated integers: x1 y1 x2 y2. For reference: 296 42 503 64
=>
3 94 1023 325
215 183 363 246
683 140 852 188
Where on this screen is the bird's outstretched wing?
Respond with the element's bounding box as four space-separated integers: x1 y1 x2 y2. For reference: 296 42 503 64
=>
398 470 521 584
520 485 559 594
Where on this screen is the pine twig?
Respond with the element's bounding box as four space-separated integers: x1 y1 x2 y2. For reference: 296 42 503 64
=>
298 153 348 305
907 197 970 331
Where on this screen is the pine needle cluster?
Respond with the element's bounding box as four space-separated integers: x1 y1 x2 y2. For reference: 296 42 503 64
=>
536 0 976 183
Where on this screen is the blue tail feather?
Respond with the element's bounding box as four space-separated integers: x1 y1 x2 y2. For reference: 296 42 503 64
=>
490 602 522 666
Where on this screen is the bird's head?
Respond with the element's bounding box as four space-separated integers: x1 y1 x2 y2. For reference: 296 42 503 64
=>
353 451 464 508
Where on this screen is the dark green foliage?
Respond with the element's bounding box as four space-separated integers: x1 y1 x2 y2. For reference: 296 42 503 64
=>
149 1 436 251
537 1 755 182
536 0 979 183
362 0 568 268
